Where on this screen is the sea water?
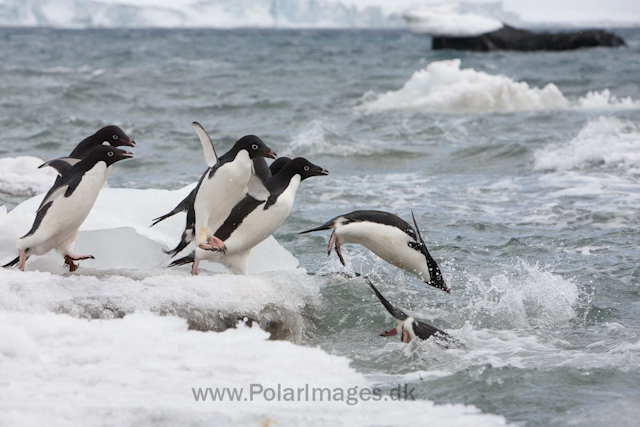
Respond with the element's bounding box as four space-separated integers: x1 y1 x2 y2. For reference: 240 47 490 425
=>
0 27 639 426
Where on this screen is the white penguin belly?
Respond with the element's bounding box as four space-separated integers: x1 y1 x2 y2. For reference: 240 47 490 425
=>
19 163 108 255
336 222 431 281
225 177 300 254
194 152 252 242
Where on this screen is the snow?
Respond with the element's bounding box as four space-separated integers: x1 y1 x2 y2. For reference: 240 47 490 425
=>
0 311 509 426
403 4 504 37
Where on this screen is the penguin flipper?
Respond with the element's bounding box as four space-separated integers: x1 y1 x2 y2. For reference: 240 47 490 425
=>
192 122 218 167
168 252 195 268
412 320 451 341
38 157 80 176
151 188 196 227
2 255 21 269
299 219 336 234
365 277 409 321
247 159 271 201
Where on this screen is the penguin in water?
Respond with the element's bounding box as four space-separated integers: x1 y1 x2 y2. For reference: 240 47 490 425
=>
39 125 135 175
366 278 450 343
151 122 276 258
168 158 328 275
2 146 134 272
300 210 449 293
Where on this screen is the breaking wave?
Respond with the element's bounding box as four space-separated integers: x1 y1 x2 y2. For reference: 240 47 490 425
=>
361 59 640 114
533 116 640 172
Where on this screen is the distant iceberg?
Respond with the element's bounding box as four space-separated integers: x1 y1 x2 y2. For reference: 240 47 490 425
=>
403 4 504 37
0 0 404 28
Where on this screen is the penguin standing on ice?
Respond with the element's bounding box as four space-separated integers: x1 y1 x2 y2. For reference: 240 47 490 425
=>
151 122 276 260
366 278 450 343
39 125 135 175
300 210 449 293
2 145 134 271
169 158 328 275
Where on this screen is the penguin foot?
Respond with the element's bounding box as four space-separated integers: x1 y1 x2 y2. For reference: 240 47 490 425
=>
69 254 95 261
199 236 227 253
64 255 94 272
381 327 398 337
18 249 27 271
64 255 79 272
327 232 345 266
191 258 200 275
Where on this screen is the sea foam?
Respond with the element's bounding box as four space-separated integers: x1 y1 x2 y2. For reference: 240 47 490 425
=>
533 116 640 172
361 59 640 114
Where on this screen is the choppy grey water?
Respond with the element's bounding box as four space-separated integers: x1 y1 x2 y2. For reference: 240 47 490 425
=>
1 27 640 426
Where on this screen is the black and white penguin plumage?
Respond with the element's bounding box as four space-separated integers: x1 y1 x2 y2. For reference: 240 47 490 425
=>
169 158 327 275
300 210 449 293
366 278 450 343
151 122 276 258
2 146 133 271
39 125 135 175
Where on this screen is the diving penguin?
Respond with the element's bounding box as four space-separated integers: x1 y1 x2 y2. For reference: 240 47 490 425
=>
300 210 449 293
366 278 450 343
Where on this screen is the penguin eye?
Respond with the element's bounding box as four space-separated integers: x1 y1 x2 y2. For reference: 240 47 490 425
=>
304 166 310 171
112 135 118 140
251 144 258 150
107 151 114 157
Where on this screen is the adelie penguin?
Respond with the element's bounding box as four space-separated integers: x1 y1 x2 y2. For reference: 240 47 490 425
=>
169 157 328 275
366 278 450 343
2 145 134 272
300 210 449 293
151 122 276 258
39 125 135 177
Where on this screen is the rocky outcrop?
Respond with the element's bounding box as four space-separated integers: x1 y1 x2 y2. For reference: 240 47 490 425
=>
432 25 626 51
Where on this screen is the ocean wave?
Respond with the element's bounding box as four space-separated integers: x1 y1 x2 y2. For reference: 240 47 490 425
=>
360 59 640 114
283 120 380 157
0 156 57 197
533 116 640 172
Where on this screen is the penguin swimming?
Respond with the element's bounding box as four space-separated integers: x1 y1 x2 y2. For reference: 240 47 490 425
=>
151 122 276 259
300 210 449 293
2 145 133 271
366 278 450 343
168 158 327 275
39 125 135 175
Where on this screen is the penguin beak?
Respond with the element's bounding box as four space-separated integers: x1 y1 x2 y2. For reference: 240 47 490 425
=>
265 150 277 159
122 139 136 148
312 167 329 176
119 150 134 159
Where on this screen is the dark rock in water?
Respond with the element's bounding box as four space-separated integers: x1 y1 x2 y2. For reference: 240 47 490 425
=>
432 25 626 51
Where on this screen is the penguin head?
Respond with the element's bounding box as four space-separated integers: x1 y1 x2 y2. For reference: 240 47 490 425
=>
93 125 136 148
87 145 134 166
288 158 329 180
235 135 276 160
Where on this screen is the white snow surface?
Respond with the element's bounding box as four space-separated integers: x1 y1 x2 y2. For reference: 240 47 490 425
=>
0 311 509 426
403 4 504 37
361 59 640 114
